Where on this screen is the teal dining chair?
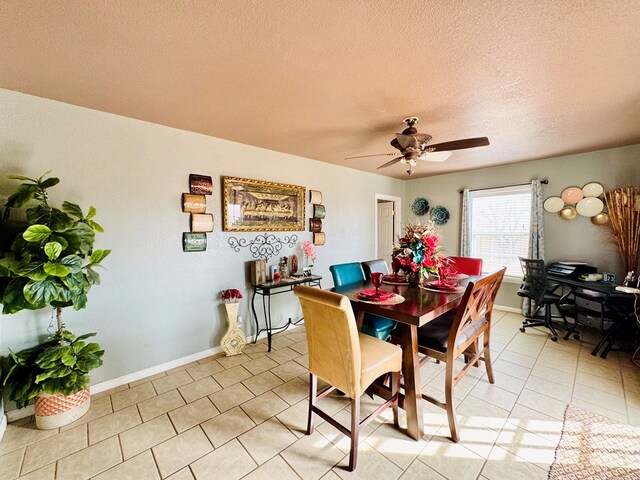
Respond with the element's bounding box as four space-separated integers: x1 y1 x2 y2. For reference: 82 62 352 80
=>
329 262 397 340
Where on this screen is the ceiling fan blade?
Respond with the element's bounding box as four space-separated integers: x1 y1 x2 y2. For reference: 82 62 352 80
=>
377 157 403 169
427 137 490 152
345 152 398 160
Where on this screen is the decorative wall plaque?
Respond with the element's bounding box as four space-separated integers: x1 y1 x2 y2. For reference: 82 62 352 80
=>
309 218 322 233
183 232 207 252
182 193 206 213
313 232 326 246
190 213 214 233
189 174 213 195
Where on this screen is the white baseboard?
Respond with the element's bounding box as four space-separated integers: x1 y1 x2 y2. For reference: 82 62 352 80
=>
494 305 522 314
0 412 7 441
5 327 298 422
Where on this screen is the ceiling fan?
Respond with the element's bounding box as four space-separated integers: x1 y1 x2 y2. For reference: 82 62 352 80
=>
346 117 490 175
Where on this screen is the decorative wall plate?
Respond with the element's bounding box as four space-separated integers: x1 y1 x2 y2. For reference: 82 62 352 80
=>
558 206 578 221
582 182 604 198
590 212 609 225
560 187 584 205
576 197 604 217
543 196 564 213
411 197 429 216
430 205 450 225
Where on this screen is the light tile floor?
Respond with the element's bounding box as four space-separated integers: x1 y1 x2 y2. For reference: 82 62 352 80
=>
2 311 639 479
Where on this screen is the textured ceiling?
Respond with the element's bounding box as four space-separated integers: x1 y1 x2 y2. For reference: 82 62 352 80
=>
2 1 640 179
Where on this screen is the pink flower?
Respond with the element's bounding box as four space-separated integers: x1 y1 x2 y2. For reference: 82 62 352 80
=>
302 241 316 262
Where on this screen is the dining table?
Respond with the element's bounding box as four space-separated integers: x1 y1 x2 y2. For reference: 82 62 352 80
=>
333 274 481 440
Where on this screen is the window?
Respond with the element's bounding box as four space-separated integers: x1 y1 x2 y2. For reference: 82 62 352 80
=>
467 184 532 277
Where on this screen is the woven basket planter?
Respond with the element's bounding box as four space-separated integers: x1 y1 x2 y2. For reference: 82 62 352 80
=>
35 388 91 430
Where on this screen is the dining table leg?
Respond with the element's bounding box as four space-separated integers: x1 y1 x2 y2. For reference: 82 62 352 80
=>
400 323 424 440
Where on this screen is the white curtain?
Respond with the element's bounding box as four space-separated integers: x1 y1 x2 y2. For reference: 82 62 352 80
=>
523 179 545 315
459 188 471 256
528 179 545 260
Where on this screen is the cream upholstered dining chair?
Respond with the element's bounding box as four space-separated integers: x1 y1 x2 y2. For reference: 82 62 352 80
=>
294 285 402 471
417 267 506 442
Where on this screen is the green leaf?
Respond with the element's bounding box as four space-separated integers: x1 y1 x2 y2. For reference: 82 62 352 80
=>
89 249 111 266
64 222 95 255
62 201 84 219
23 225 52 243
49 235 69 250
38 177 60 189
23 278 60 305
5 184 38 208
43 262 69 277
61 271 88 293
86 219 104 233
61 352 77 367
2 278 35 313
85 267 101 285
76 354 103 372
60 255 83 274
74 332 97 343
26 205 74 232
36 170 52 182
72 293 88 310
79 342 102 355
6 174 37 182
44 242 63 260
14 261 47 281
0 255 19 276
86 205 96 220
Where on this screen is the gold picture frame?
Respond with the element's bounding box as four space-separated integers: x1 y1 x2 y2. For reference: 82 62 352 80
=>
222 176 306 231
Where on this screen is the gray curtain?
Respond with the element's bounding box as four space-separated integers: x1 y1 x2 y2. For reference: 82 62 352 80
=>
460 188 471 256
523 179 545 315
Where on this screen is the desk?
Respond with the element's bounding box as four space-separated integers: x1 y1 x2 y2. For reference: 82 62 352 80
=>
334 276 479 440
548 274 638 357
252 275 322 352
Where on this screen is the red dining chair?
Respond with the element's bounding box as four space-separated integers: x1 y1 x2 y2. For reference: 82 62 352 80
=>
449 256 483 275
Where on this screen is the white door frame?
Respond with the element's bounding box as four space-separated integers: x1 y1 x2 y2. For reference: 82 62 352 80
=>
374 194 402 260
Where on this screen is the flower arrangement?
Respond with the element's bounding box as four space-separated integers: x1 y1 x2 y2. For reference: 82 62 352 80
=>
302 240 316 265
392 221 447 283
220 289 243 303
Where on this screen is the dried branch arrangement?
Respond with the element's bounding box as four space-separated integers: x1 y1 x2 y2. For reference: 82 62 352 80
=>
603 186 640 273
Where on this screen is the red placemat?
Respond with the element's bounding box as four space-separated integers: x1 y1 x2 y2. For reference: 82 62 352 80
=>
358 289 394 300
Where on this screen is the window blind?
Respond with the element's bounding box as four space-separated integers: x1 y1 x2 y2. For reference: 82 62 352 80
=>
468 184 532 277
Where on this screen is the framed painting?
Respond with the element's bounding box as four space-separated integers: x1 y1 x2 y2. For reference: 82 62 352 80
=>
222 176 306 231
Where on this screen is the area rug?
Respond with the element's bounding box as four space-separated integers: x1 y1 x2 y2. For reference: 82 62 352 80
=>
548 405 640 479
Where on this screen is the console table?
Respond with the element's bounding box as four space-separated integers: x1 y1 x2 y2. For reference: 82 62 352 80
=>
251 275 322 351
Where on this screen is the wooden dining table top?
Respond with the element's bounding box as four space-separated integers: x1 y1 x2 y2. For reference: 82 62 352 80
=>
333 275 481 326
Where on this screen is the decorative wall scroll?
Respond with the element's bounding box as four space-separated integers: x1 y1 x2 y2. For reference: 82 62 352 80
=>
309 190 322 204
223 177 305 232
183 232 207 252
313 232 326 246
312 204 326 219
227 233 298 261
191 213 214 233
189 174 213 195
309 218 322 233
182 193 206 213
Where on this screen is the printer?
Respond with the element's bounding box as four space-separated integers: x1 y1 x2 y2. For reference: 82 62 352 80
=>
546 262 597 279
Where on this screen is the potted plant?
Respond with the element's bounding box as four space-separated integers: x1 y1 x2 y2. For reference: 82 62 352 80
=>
0 172 109 429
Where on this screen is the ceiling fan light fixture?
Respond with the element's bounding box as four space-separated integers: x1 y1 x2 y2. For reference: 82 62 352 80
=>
420 151 453 163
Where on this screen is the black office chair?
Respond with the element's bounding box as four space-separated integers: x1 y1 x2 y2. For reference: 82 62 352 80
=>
517 257 569 341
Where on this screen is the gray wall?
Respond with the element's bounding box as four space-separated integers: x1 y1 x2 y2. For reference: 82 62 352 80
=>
406 146 640 308
0 89 405 391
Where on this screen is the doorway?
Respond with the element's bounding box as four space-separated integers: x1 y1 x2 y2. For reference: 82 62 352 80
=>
375 194 402 269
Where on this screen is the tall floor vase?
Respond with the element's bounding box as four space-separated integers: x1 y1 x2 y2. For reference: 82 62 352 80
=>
221 302 246 356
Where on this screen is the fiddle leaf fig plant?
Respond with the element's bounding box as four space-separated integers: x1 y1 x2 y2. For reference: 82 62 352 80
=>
0 172 110 314
0 172 109 408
